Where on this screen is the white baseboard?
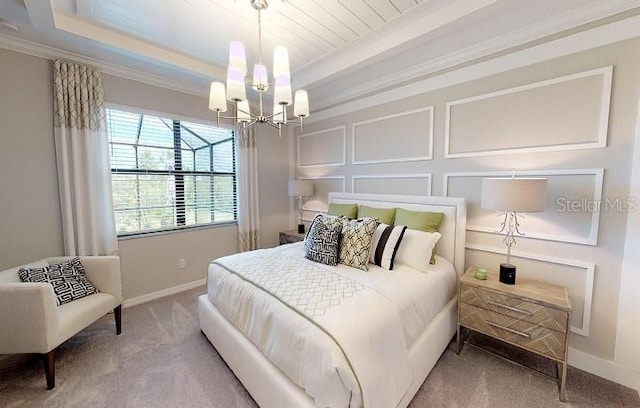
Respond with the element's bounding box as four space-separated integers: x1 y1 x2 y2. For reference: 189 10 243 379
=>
569 347 640 391
123 279 206 308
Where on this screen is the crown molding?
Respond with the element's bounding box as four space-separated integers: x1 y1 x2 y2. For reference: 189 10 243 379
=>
0 33 208 98
307 13 640 124
307 1 640 112
54 12 226 81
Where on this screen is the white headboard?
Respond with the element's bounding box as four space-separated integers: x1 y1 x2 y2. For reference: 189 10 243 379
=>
328 193 467 276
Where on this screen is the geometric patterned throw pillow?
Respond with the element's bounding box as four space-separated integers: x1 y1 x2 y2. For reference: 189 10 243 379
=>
304 214 345 245
19 257 98 305
305 218 342 266
339 217 378 271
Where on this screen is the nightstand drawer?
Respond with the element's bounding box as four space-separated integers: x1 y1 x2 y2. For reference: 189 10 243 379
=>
460 303 567 360
460 285 568 333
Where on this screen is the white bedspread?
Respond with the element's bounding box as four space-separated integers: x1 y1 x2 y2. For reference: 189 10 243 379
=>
207 243 457 408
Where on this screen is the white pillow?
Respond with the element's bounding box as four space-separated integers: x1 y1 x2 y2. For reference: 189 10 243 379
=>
369 223 407 270
394 229 442 272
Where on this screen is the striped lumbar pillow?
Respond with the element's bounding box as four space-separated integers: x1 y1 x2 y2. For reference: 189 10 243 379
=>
369 223 407 270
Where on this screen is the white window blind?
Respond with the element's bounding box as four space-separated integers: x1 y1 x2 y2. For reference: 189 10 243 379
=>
106 108 236 236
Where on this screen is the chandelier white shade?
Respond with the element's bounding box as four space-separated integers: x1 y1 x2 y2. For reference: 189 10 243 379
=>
208 0 310 132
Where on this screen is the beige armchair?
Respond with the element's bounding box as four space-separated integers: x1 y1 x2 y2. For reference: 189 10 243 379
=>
0 256 123 389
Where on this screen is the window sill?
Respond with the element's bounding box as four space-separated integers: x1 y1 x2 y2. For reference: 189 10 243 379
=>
117 221 237 241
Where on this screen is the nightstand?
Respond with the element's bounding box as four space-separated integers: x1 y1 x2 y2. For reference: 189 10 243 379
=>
457 267 572 401
279 229 306 245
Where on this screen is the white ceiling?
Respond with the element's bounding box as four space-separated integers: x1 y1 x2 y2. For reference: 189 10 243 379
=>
0 0 639 113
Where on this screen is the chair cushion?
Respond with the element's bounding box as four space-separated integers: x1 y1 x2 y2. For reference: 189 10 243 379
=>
19 257 99 305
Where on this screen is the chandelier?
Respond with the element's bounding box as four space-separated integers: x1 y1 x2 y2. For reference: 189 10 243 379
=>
208 0 309 134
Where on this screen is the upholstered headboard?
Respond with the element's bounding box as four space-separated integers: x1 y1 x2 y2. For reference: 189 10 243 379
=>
328 193 467 276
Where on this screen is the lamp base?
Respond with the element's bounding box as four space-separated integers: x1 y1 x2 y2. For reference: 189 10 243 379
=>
499 263 516 285
297 224 305 234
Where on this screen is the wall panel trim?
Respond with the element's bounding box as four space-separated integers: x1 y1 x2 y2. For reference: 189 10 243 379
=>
297 126 346 168
352 107 434 164
351 173 432 195
444 66 612 158
444 168 604 245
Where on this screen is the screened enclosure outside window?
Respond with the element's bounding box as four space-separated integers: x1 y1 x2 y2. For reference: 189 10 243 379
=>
106 108 237 236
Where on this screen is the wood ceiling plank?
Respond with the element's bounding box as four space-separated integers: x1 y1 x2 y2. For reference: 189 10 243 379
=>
289 0 359 42
389 0 420 13
364 0 401 22
277 4 347 47
311 0 370 35
339 0 385 29
265 13 335 53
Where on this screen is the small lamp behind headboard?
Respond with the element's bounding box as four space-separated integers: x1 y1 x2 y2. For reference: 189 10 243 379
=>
288 180 313 233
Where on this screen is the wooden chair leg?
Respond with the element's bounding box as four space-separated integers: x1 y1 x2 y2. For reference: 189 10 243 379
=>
114 304 122 335
42 350 55 390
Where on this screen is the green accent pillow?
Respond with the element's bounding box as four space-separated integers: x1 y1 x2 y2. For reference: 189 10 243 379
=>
394 208 445 264
357 205 396 225
394 208 444 232
327 203 358 219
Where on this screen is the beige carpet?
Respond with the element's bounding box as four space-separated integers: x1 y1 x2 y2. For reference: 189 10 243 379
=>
1 286 638 408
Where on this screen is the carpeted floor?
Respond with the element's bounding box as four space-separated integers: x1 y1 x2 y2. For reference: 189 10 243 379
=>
1 286 638 408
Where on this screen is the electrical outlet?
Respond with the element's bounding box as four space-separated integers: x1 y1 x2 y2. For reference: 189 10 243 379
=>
179 258 186 269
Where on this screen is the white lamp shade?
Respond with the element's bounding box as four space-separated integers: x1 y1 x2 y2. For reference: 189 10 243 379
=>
252 64 268 91
226 67 247 101
274 74 293 106
481 178 548 213
208 82 227 112
229 41 247 75
273 102 285 124
294 90 309 117
288 179 313 197
237 100 251 123
273 46 290 76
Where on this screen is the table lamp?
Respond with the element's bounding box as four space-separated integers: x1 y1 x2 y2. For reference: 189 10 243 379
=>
481 176 547 284
288 180 313 233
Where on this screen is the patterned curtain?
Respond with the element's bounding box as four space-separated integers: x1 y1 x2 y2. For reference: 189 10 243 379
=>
236 125 261 251
53 60 118 256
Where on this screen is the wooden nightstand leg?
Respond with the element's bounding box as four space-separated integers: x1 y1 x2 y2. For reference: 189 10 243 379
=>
456 325 467 355
559 360 568 401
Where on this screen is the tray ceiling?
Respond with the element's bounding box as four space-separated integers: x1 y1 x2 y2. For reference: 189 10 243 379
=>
0 0 639 110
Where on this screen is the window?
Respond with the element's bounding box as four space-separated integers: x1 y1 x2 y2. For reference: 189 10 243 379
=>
106 108 236 236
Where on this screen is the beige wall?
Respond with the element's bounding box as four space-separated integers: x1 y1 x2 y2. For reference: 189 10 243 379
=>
294 38 640 364
0 51 290 300
0 48 63 269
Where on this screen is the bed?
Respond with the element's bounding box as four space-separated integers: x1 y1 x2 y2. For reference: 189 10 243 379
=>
199 193 466 407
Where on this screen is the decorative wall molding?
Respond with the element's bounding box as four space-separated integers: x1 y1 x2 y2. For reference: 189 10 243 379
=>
352 174 432 196
444 66 612 158
306 14 640 124
297 126 346 168
351 107 433 164
443 169 604 245
466 243 595 337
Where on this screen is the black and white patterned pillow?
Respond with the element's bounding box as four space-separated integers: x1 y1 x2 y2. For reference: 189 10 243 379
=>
304 214 344 245
369 223 407 270
305 221 342 266
19 257 99 305
339 217 378 271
